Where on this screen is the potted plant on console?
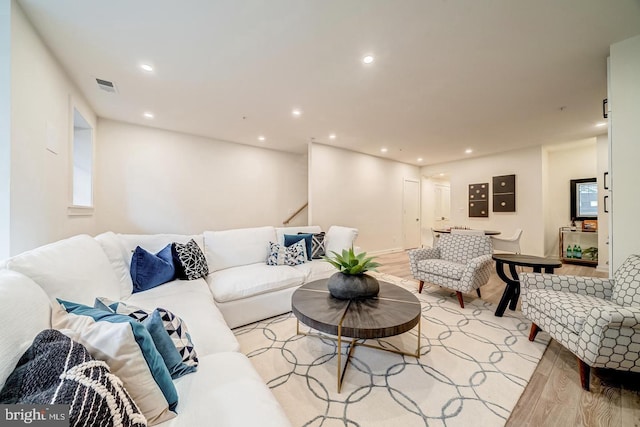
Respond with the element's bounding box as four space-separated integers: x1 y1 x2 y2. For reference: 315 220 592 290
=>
323 248 381 299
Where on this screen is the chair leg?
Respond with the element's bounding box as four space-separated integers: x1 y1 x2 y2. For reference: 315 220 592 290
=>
456 291 465 308
578 358 591 391
476 288 481 298
528 323 540 341
418 280 424 293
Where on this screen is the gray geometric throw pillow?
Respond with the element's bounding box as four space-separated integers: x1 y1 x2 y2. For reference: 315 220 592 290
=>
308 232 326 259
172 239 209 280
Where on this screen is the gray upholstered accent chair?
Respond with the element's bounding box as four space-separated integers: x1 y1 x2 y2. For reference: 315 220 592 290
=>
522 254 640 391
408 234 493 308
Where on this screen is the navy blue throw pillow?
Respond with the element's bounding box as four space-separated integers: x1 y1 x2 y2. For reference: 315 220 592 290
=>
130 244 176 293
284 234 313 261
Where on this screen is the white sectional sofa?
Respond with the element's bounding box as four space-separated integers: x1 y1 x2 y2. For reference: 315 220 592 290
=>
0 225 358 426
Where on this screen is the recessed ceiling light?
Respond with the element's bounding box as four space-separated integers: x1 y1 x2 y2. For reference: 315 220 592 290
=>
439 173 445 177
329 134 336 140
143 112 154 119
380 148 388 153
292 108 302 117
465 148 473 154
417 158 423 162
258 136 266 141
363 55 374 64
140 64 154 72
595 122 607 127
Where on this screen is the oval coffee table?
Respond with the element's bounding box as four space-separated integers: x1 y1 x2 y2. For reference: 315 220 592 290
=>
291 279 421 393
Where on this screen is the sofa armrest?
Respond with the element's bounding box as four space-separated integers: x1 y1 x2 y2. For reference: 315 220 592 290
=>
408 247 441 277
520 273 614 299
408 247 440 264
588 305 640 329
465 254 494 272
577 305 640 366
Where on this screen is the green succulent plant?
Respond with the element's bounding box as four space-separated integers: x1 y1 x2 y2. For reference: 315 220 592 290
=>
323 248 380 275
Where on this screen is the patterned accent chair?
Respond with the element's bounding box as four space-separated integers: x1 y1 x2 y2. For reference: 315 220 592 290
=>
522 254 640 391
408 234 493 308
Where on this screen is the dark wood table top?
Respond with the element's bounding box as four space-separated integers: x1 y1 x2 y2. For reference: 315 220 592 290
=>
492 253 562 268
291 279 421 340
433 228 501 236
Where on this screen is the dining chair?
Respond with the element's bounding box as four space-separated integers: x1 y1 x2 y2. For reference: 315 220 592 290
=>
491 229 523 253
451 229 485 236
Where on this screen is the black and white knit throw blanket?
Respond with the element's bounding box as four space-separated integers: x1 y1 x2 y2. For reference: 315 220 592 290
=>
0 329 147 427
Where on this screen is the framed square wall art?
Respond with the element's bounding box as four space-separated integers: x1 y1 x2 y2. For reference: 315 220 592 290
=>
469 183 488 217
493 174 516 212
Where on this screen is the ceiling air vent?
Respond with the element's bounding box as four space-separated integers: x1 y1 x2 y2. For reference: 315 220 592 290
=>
96 78 118 93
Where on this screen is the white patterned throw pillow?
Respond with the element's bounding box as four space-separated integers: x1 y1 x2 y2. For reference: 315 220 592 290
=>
267 240 307 266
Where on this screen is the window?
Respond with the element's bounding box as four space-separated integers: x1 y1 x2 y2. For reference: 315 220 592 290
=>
70 108 94 210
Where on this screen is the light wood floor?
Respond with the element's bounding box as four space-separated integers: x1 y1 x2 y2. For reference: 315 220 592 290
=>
375 251 640 427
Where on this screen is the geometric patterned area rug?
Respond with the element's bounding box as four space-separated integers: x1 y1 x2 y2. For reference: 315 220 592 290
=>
234 273 550 427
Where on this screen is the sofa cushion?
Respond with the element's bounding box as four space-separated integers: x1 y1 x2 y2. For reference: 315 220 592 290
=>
0 270 52 388
207 262 305 303
204 226 276 271
525 288 608 334
53 301 178 425
6 234 121 305
417 259 466 280
96 298 199 377
118 234 204 267
172 239 209 280
95 231 134 298
267 240 307 266
612 254 640 307
125 278 240 355
284 233 313 261
325 226 358 255
131 244 176 293
0 329 146 427
291 259 335 283
155 352 292 427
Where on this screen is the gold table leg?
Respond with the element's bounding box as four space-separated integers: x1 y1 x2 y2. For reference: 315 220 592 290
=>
297 318 422 393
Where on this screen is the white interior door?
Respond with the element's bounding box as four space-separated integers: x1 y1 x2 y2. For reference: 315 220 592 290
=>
434 183 451 228
403 179 421 249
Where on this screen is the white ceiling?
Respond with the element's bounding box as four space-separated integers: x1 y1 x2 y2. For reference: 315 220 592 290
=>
17 0 640 165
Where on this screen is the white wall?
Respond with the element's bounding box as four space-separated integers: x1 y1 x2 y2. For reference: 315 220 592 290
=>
596 134 609 272
610 34 640 271
543 139 597 257
421 146 545 256
95 119 308 234
309 143 420 253
9 0 97 255
0 0 10 259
